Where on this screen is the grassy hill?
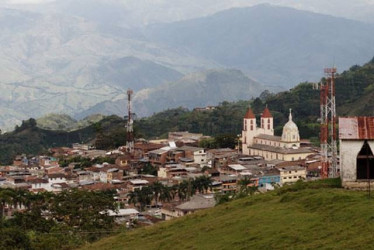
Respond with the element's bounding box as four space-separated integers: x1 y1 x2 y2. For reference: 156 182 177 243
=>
81 179 374 250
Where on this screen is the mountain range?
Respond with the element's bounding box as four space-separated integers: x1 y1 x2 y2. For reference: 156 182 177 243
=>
0 2 373 130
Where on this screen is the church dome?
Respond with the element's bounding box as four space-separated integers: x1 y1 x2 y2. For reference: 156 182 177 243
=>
281 109 300 143
284 120 298 130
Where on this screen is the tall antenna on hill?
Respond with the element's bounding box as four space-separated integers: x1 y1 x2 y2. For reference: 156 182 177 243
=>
320 68 338 178
126 89 134 154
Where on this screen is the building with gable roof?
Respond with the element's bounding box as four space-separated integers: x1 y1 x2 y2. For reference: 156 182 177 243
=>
242 107 313 161
339 116 374 189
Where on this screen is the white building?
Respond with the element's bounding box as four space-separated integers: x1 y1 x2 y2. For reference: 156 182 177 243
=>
339 117 374 189
278 166 306 184
242 107 313 161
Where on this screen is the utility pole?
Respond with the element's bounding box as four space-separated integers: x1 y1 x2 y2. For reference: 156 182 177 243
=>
126 89 134 154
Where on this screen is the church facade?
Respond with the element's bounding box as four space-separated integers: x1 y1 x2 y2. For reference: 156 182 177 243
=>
242 107 313 161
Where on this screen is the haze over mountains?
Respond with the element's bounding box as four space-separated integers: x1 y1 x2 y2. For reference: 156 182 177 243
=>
0 1 373 130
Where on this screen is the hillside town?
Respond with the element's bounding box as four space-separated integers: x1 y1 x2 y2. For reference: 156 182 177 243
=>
0 107 323 224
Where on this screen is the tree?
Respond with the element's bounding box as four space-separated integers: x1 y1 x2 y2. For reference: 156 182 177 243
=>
159 185 172 203
49 189 116 238
128 187 153 211
0 228 31 250
0 189 15 218
151 181 164 206
237 177 257 196
214 134 237 149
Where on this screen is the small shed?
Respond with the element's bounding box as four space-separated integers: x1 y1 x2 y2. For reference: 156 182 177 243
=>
339 117 374 189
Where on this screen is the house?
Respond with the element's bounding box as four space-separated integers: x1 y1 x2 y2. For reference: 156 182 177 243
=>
258 169 281 187
148 148 169 166
179 146 208 166
207 148 239 168
39 156 59 168
161 194 215 220
28 178 49 190
106 208 139 224
339 117 374 189
242 107 313 161
134 142 164 158
226 164 247 174
278 166 306 184
99 165 124 183
220 175 238 193
128 179 149 191
158 164 188 179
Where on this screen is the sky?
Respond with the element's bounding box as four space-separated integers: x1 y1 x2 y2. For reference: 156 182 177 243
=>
0 0 373 24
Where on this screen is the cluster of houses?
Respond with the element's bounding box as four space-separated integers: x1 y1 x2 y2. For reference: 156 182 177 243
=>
0 107 326 223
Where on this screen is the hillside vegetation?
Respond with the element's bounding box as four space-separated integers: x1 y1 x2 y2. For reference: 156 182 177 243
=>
135 57 374 140
81 179 374 250
0 116 126 164
36 113 105 131
1 58 374 164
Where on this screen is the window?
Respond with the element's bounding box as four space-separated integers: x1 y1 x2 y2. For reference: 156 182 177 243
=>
289 171 291 174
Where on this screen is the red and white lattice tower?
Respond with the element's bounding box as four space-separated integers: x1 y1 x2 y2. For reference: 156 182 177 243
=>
126 89 134 154
320 68 338 178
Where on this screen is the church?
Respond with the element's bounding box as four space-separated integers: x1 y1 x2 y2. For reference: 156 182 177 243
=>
241 107 313 161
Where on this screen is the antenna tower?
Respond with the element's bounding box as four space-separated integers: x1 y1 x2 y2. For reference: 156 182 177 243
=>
126 89 134 154
320 68 338 178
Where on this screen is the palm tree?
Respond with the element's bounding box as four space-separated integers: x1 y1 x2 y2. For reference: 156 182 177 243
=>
159 185 172 203
137 187 153 211
151 181 164 207
177 181 188 201
238 177 257 195
128 190 139 209
0 189 15 218
197 176 212 194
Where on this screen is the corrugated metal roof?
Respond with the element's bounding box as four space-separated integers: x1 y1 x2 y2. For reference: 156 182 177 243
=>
339 117 374 139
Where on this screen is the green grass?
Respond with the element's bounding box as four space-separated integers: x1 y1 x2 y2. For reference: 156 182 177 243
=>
81 179 374 250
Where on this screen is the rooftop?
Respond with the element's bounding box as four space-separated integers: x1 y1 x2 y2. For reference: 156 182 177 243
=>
129 179 149 185
249 144 313 154
339 117 374 140
176 194 216 211
261 107 272 118
228 164 247 171
244 108 255 119
255 134 282 142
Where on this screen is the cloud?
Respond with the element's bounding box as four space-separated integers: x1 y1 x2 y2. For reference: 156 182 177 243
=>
0 0 55 4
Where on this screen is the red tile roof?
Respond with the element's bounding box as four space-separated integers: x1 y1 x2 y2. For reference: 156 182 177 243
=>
244 108 255 119
339 117 374 140
261 107 272 118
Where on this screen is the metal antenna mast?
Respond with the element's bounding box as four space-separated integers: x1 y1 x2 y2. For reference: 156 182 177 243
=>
126 89 134 154
320 68 338 178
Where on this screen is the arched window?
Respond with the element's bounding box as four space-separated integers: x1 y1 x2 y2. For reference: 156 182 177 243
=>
357 140 374 179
